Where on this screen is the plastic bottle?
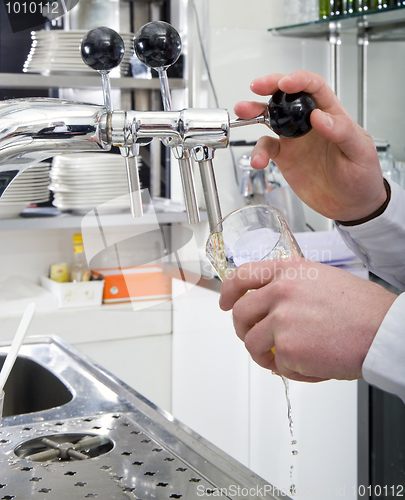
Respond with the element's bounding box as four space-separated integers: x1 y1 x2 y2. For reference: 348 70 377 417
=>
71 233 90 282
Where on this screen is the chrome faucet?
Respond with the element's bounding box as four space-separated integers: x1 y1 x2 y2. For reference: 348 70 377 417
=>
0 22 315 232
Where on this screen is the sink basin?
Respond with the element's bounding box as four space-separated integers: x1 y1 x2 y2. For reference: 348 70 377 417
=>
0 355 73 417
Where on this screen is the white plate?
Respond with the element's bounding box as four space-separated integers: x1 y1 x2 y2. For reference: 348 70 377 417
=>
51 169 127 176
51 160 128 167
32 30 134 37
50 174 128 183
53 195 128 204
53 153 133 163
11 181 50 188
3 184 50 193
51 161 128 169
49 184 128 193
2 189 50 197
53 195 130 205
1 196 50 204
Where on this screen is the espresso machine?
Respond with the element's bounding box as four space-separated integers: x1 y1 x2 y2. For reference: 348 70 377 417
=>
0 21 315 233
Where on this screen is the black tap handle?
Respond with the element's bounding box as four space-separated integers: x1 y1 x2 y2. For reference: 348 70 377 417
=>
133 21 181 70
267 90 316 138
80 27 125 72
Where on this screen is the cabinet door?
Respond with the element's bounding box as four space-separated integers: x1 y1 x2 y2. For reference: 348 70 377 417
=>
249 361 358 498
171 279 250 466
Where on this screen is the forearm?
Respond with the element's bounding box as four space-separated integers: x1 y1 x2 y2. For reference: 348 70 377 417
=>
336 180 405 291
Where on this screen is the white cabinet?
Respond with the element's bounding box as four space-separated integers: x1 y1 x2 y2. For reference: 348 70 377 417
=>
171 278 250 467
249 362 357 498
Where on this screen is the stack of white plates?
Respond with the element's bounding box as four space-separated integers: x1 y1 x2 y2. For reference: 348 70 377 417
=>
23 30 134 76
0 164 51 219
50 153 141 214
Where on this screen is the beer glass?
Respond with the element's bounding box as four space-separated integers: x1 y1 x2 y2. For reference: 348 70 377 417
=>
206 204 302 281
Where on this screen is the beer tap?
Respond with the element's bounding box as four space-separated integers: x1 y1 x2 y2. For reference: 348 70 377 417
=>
134 21 201 225
81 27 143 218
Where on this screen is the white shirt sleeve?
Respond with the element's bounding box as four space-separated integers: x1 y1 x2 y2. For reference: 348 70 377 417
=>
335 180 405 401
336 180 405 292
362 293 405 403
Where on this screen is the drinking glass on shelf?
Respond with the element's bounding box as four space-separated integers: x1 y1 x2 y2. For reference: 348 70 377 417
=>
206 204 303 281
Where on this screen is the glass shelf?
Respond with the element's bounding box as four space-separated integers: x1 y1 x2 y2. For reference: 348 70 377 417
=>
271 5 405 41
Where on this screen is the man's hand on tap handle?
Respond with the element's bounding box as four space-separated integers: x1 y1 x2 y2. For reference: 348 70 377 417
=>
234 70 388 224
219 70 400 386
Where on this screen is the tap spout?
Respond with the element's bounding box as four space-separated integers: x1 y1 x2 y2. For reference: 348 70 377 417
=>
0 98 109 197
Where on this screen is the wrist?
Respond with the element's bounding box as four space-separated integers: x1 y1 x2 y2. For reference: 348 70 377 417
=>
337 179 391 227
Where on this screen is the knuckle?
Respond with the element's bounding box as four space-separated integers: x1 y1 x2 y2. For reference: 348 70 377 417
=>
231 300 245 325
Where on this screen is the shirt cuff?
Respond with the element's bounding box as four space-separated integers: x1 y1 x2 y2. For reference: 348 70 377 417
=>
335 180 405 291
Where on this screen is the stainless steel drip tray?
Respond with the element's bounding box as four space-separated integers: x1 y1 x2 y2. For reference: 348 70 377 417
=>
0 336 289 500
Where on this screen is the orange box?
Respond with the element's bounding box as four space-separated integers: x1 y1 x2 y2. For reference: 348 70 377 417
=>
91 265 172 304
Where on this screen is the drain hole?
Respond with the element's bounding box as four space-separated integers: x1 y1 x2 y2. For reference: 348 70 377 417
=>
75 482 87 487
121 423 130 427
121 452 132 456
170 495 182 498
189 478 201 483
100 465 111 470
123 488 135 493
85 495 98 498
164 457 174 462
21 467 33 471
22 427 32 431
176 468 187 472
141 439 151 444
29 477 42 482
14 433 114 462
64 471 77 476
133 461 143 466
54 422 64 426
0 485 5 489
112 415 120 419
83 418 93 422
0 440 9 444
144 472 156 476
130 431 140 435
152 448 163 452
38 488 51 493
92 426 101 430
2 495 15 499
156 483 168 487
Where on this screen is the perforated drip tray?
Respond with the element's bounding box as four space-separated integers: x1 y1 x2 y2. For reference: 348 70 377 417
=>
0 413 220 499
0 337 289 500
